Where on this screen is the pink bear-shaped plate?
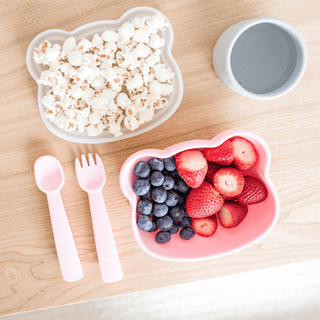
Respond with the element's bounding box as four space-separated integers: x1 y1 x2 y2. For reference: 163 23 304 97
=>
120 129 279 261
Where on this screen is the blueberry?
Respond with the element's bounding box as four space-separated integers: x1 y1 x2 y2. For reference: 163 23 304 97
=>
134 161 150 178
177 179 191 194
141 191 152 202
169 223 180 235
180 227 195 240
182 206 190 217
162 175 175 190
176 193 186 205
137 215 153 231
133 179 150 196
162 169 170 176
164 157 176 171
150 171 164 187
155 231 171 244
153 203 169 217
171 170 181 180
169 206 185 223
172 184 179 192
152 187 167 203
148 221 158 232
156 215 173 231
148 158 164 171
165 191 179 207
137 199 153 215
179 217 191 228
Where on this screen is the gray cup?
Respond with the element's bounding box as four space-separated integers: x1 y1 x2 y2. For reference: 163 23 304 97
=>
213 18 307 100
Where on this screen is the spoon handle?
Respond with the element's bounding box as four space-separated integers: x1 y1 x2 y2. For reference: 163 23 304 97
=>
88 191 123 283
47 191 83 282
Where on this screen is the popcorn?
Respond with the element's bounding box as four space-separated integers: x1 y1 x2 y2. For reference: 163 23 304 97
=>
70 82 87 99
44 108 56 121
126 73 143 91
124 116 140 131
56 115 68 129
61 37 76 58
134 96 149 111
133 29 150 44
154 65 173 83
33 12 174 138
44 44 61 65
125 104 138 117
105 42 117 53
77 38 92 53
149 80 162 94
132 17 149 29
38 70 62 86
33 41 51 64
116 93 131 109
82 53 98 67
65 106 76 119
162 83 173 95
146 12 168 32
42 93 55 107
133 43 151 58
149 34 165 50
118 22 134 42
87 124 103 136
137 107 154 124
68 51 83 67
101 30 120 42
77 65 94 80
91 75 107 90
89 112 101 124
146 53 160 67
80 88 93 103
92 34 104 47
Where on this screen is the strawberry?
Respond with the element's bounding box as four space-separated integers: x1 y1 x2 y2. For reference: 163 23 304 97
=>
205 161 221 185
222 195 237 202
175 150 208 188
203 140 234 166
186 181 224 218
218 202 248 228
237 175 268 205
213 167 244 197
191 215 218 237
231 137 257 171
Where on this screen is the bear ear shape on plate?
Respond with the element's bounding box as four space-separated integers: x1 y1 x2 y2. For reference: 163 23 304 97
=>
120 129 279 262
26 7 183 144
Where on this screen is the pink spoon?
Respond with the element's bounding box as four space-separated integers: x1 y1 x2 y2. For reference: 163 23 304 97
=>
34 155 83 282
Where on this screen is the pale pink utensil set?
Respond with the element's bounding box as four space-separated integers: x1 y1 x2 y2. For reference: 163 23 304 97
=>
34 154 123 283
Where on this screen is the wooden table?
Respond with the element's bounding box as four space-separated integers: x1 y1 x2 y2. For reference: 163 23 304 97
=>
1 0 320 316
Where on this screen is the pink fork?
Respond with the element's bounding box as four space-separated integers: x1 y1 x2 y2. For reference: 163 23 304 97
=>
75 154 123 283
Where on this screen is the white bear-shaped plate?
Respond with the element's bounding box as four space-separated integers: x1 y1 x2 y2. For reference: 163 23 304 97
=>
26 7 183 144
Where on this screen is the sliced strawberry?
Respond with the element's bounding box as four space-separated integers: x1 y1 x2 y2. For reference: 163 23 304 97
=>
237 175 268 205
231 137 257 171
218 202 248 228
203 140 234 166
191 215 218 237
213 167 244 197
175 150 208 188
186 181 224 218
205 161 221 185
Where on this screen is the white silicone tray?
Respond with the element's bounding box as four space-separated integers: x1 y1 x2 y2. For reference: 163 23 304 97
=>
26 7 183 144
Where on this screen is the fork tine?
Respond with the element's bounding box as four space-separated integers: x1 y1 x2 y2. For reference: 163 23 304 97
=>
95 154 103 166
88 153 95 166
75 158 82 170
81 154 88 167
